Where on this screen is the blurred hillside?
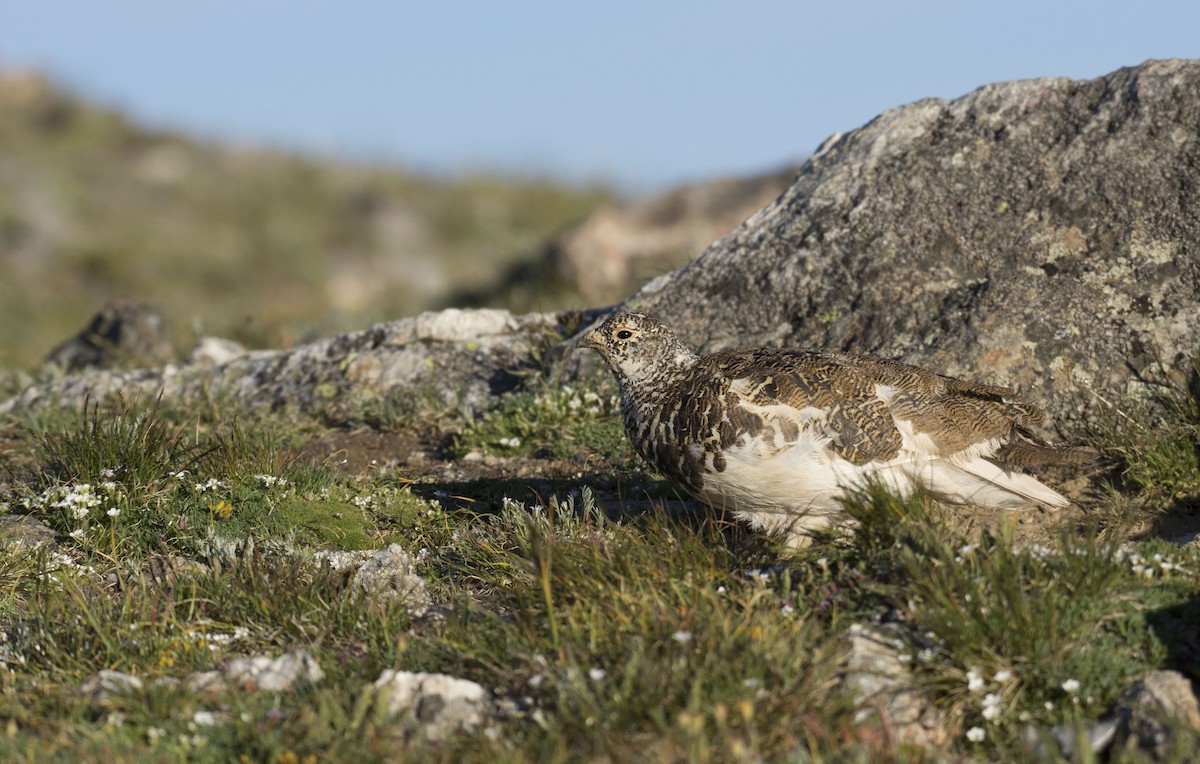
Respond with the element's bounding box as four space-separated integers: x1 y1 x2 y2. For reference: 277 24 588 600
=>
0 70 611 368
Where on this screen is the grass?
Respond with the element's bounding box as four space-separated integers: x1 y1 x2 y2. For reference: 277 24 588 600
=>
0 378 1199 761
453 379 634 464
1093 365 1200 507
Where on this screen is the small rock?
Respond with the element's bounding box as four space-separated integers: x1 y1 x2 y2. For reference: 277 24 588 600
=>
351 544 430 616
140 554 211 585
225 650 324 693
80 670 144 702
1021 718 1118 759
1113 670 1200 759
187 336 247 366
843 625 948 750
186 670 225 695
372 669 490 741
44 297 174 372
0 514 57 550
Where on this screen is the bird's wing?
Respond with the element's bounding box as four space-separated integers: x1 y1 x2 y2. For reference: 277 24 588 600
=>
719 350 906 466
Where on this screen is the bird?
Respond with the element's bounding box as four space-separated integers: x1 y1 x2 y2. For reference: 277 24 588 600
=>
577 311 1094 546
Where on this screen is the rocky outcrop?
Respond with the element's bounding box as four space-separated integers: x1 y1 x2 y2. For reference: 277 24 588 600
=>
2 308 573 417
608 59 1200 438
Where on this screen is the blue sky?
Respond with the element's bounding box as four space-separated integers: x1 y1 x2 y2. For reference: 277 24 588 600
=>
1 1 1197 191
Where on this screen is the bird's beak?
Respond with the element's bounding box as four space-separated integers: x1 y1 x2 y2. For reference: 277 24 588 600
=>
575 329 603 352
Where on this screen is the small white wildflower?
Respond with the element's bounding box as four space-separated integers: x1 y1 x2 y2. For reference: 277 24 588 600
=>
966 668 986 693
100 481 119 493
966 726 985 742
1044 701 1054 711
743 677 761 689
193 478 225 493
1061 678 1080 695
672 630 693 643
147 726 166 742
958 544 977 557
716 585 727 594
981 693 1002 721
993 669 1013 683
107 507 120 518
100 468 117 479
588 667 606 681
68 528 85 540
192 711 220 726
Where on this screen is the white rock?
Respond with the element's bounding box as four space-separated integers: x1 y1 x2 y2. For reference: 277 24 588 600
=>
225 650 324 692
373 670 489 740
80 670 144 702
187 336 247 365
351 544 430 616
843 625 947 749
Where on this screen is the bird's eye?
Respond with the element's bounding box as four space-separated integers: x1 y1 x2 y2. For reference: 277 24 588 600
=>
614 328 634 341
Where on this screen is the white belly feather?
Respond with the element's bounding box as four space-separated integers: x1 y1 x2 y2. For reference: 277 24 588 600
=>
692 386 1067 541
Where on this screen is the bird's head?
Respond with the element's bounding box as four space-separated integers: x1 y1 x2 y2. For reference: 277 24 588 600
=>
576 312 698 386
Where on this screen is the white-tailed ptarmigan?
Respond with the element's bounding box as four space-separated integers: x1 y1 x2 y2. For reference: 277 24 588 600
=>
578 311 1093 546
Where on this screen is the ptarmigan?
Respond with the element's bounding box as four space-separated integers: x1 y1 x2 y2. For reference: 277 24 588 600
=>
578 311 1093 546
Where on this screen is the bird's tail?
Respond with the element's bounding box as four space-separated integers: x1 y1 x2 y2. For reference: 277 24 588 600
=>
948 456 1070 509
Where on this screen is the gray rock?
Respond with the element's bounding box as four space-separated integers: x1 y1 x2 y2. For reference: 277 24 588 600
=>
2 307 565 417
80 669 144 702
351 544 431 616
842 624 947 750
0 514 57 550
372 669 489 741
44 297 174 372
599 59 1200 439
1112 669 1200 759
224 650 324 693
186 670 225 695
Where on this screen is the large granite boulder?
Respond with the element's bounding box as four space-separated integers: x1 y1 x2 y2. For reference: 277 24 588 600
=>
616 58 1200 437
